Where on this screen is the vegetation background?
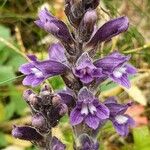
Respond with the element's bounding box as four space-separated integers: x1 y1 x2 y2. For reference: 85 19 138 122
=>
0 0 150 149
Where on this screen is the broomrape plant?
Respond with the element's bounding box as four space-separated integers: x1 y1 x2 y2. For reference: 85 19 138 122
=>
12 0 137 149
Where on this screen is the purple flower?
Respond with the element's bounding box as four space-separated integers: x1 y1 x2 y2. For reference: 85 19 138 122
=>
51 136 66 150
78 134 99 150
19 54 69 87
94 51 137 88
73 52 102 84
87 16 129 47
35 9 73 43
104 97 135 136
12 125 43 141
70 87 109 129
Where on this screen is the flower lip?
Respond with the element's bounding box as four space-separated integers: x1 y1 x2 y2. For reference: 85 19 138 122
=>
74 52 102 84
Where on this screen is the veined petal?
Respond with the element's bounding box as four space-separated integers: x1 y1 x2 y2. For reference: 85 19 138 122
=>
109 73 131 88
93 100 110 119
70 107 84 125
113 121 129 136
113 115 134 137
92 68 102 77
22 74 35 86
85 114 99 129
31 78 44 87
80 75 94 84
104 97 131 116
35 9 73 43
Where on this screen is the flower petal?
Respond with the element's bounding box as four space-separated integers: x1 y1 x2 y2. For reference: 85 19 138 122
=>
32 77 44 87
113 121 129 136
35 9 73 43
70 107 84 125
113 115 134 137
109 73 131 88
104 97 132 116
19 63 34 75
22 74 35 86
85 114 99 129
94 101 110 119
58 88 76 107
92 68 102 77
80 75 94 84
76 52 94 70
125 64 137 75
78 87 94 103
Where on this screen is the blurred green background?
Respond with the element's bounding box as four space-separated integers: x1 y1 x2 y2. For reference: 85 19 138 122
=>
0 0 150 150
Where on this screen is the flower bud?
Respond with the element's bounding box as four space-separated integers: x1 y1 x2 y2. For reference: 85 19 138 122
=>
40 92 52 106
32 113 48 133
30 96 42 111
51 136 66 150
52 95 62 106
23 89 35 103
32 113 46 128
59 104 68 116
79 10 97 42
12 125 43 141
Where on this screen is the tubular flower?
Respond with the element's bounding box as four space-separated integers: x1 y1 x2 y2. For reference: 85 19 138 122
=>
104 97 135 136
35 9 73 43
87 16 129 47
19 54 69 87
70 87 109 129
94 51 137 88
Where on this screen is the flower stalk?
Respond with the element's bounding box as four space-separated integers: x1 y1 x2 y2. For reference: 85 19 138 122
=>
12 0 137 149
